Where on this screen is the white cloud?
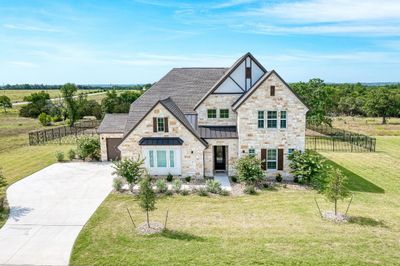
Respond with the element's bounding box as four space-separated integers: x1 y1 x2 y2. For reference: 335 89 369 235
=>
3 23 61 32
8 61 38 67
211 0 256 9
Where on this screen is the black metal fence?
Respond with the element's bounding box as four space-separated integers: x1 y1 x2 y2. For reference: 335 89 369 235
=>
29 120 100 145
307 124 376 152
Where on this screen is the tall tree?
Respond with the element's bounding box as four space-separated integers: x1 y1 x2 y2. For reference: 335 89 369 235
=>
138 176 156 227
60 83 78 126
364 88 399 124
324 169 350 216
0 95 12 113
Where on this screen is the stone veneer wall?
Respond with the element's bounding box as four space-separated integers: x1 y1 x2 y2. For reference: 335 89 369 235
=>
196 94 240 126
100 133 124 161
236 72 308 179
203 138 238 177
118 103 206 178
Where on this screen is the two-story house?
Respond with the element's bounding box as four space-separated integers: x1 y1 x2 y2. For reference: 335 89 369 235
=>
97 53 308 179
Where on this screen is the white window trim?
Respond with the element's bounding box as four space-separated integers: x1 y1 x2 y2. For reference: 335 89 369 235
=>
156 117 165 132
257 110 265 128
267 149 277 170
267 111 278 129
142 146 181 175
280 111 287 129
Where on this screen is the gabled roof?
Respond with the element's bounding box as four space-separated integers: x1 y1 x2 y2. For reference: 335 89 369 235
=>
194 52 267 110
121 97 208 147
97 113 128 134
124 68 228 135
232 70 309 111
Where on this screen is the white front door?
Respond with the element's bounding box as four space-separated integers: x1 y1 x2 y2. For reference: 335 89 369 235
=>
142 146 181 175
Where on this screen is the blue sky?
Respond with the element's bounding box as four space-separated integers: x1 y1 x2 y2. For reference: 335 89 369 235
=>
1 0 400 84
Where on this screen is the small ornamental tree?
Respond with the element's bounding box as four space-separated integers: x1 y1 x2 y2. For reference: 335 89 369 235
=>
113 157 145 192
0 96 12 113
289 150 330 191
236 155 265 185
138 176 156 227
324 169 350 216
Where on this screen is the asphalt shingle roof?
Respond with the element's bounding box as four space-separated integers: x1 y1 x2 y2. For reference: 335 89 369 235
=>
97 113 128 133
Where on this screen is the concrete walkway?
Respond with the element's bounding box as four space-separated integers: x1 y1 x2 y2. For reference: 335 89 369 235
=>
214 173 231 191
0 162 113 266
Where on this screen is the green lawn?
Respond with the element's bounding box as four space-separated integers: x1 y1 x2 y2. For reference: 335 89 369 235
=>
333 116 400 136
70 137 400 265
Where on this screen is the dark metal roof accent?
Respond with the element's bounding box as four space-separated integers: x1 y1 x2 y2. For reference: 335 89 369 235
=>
198 126 238 139
97 113 128 133
194 52 267 110
124 68 228 134
139 137 184 146
232 70 310 111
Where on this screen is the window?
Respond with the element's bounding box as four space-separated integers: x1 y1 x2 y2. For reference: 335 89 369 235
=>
157 117 165 132
249 148 255 157
220 109 229 118
258 111 264 128
270 85 275 96
207 109 217 118
280 111 287 128
267 111 277 128
149 150 154 167
156 150 167 167
288 148 295 159
267 149 277 169
169 150 174 167
245 67 251 79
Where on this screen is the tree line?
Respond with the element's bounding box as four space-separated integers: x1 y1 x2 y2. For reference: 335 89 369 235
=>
0 84 152 91
291 79 400 125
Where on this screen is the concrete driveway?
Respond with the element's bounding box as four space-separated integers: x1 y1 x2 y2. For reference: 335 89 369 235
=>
0 162 113 266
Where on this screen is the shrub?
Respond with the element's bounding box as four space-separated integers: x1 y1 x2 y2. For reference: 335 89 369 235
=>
173 179 182 193
113 177 125 192
113 158 145 192
230 176 238 183
166 173 173 182
180 189 189 196
68 149 76 160
155 179 168 193
165 190 173 196
206 179 221 194
197 188 208 197
185 176 191 183
219 190 230 196
293 176 299 183
38 112 52 126
55 151 64 162
275 173 283 182
76 136 101 161
0 168 7 211
289 150 331 190
236 155 265 185
244 185 257 195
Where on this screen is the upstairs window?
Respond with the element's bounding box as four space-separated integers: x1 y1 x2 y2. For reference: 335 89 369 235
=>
258 111 264 128
280 111 287 128
157 117 165 132
270 85 275 96
207 109 217 118
220 109 229 118
267 111 277 128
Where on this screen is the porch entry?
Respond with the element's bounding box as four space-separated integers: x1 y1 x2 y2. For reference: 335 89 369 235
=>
214 145 227 173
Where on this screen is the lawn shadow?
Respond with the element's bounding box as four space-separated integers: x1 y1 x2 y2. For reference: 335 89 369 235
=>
9 206 33 222
349 216 387 228
326 160 384 194
158 229 205 242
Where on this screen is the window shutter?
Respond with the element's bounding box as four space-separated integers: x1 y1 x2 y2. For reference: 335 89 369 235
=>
153 117 157 132
270 86 275 96
278 148 284 170
261 149 266 170
164 117 169 132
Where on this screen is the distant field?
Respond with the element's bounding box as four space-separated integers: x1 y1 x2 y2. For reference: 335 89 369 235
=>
333 116 400 136
0 89 103 102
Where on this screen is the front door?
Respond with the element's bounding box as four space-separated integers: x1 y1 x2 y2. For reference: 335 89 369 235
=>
214 146 226 171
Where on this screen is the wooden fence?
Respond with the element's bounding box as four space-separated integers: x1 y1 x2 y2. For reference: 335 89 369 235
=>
29 120 100 145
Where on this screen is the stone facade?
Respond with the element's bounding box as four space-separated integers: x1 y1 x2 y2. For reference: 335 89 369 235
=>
100 133 123 161
236 72 308 179
203 138 238 177
118 103 206 178
196 94 239 126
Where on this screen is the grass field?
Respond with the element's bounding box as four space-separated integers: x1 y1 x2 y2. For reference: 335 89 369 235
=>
333 116 400 136
0 89 103 103
70 136 400 265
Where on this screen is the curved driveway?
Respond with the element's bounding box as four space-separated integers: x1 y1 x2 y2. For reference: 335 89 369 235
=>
0 162 113 266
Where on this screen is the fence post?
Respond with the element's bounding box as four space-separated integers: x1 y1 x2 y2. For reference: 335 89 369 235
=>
314 137 317 150
332 137 335 152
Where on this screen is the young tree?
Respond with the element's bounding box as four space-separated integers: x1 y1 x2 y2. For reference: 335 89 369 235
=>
236 155 265 185
0 168 7 211
324 169 350 216
138 176 156 227
113 158 145 192
60 83 78 126
0 96 12 113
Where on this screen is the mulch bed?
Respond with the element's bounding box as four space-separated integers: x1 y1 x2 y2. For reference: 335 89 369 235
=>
137 222 164 235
